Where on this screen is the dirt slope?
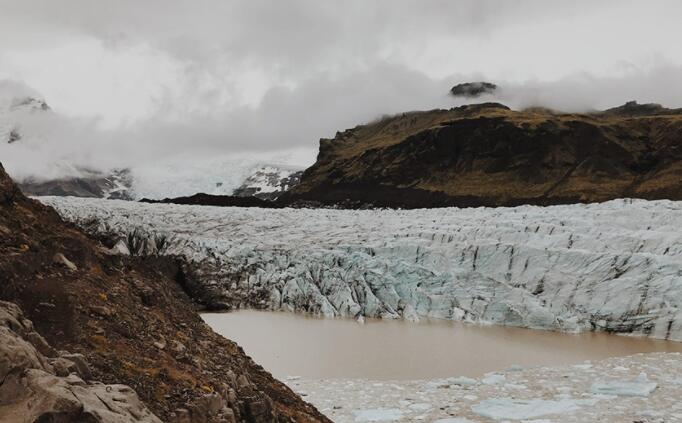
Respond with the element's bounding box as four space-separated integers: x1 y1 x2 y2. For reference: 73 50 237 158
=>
0 162 330 422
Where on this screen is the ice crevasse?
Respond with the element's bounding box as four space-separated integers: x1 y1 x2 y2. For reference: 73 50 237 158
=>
40 197 682 340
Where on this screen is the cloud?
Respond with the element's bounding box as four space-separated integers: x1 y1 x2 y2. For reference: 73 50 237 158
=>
496 64 682 112
1 0 682 192
1 63 455 178
0 79 41 106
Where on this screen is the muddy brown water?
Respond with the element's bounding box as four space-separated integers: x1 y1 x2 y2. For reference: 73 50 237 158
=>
202 310 682 380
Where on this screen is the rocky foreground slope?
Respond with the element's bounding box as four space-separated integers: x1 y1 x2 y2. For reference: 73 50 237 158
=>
41 196 682 341
0 300 161 422
0 163 329 422
283 101 682 208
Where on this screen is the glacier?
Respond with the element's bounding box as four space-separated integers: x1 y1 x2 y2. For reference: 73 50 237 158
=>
39 197 682 340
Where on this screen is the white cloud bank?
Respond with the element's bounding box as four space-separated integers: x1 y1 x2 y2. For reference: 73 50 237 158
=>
1 0 681 186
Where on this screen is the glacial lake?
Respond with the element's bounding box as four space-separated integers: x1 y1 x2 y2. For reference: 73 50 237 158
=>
203 310 682 380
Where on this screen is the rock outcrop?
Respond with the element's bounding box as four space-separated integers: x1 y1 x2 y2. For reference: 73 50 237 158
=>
0 163 330 423
283 102 682 208
450 82 498 98
0 300 162 422
42 195 682 341
140 193 282 208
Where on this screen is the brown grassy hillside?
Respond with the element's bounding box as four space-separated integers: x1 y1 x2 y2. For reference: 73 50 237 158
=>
284 102 682 208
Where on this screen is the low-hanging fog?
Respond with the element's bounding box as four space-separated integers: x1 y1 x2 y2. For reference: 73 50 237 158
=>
1 0 682 195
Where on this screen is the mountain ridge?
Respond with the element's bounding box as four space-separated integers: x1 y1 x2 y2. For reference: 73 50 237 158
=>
280 101 682 208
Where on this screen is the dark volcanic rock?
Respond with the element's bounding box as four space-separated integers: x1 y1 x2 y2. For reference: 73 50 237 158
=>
0 163 330 423
140 193 283 208
450 81 497 98
283 102 682 208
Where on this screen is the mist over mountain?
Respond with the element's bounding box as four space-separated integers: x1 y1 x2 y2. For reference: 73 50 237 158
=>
2 1 682 195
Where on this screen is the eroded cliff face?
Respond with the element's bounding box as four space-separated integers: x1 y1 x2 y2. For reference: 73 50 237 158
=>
0 163 330 423
283 102 682 208
42 196 682 341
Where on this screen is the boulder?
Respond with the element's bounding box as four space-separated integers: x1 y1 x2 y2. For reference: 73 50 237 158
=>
53 253 78 271
0 301 162 422
0 370 161 423
450 81 497 98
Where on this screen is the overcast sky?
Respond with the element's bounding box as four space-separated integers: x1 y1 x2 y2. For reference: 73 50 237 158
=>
1 0 682 184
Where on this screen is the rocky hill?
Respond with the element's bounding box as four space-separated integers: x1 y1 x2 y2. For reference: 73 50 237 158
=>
0 163 329 422
0 300 161 422
283 102 682 208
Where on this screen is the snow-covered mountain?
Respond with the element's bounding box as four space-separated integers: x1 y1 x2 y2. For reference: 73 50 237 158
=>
128 158 307 200
232 165 303 200
1 95 307 200
0 96 50 144
1 94 133 199
19 168 133 199
40 196 682 341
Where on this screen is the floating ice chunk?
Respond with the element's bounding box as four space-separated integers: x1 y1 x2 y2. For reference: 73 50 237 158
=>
451 376 478 386
504 383 527 390
424 376 477 389
665 377 682 385
482 373 506 385
353 408 404 422
472 398 599 420
408 403 432 412
590 373 657 397
573 363 593 370
637 409 664 418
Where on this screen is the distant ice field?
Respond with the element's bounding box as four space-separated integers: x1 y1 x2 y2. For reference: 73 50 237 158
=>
39 197 682 340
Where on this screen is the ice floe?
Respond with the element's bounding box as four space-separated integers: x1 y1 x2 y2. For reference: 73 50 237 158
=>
285 353 682 422
471 398 599 420
353 408 404 421
590 373 658 396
